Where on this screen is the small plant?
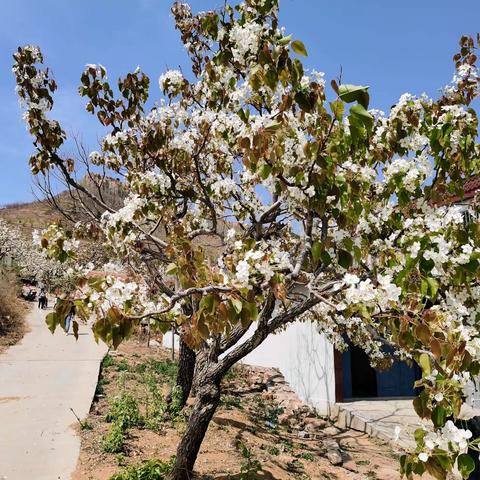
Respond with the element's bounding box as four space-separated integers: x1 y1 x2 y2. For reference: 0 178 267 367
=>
252 396 283 430
95 377 110 397
286 459 305 474
267 446 280 456
223 366 239 383
102 422 126 454
168 385 184 416
280 439 293 454
236 441 262 480
110 457 176 480
221 394 242 410
296 452 315 461
115 359 130 372
106 393 143 430
355 459 370 466
102 354 116 369
80 419 93 430
264 404 283 429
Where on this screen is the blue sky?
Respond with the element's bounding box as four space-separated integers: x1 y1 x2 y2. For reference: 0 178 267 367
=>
0 0 479 205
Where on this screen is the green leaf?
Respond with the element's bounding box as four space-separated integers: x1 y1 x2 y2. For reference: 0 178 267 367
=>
240 302 258 327
291 40 308 56
259 163 272 179
165 263 178 275
311 241 322 262
200 294 216 315
295 91 314 113
264 119 282 132
427 277 439 300
349 104 374 131
45 312 59 334
330 99 344 121
458 453 475 479
321 250 332 267
432 406 446 428
278 34 292 46
419 353 431 377
338 84 370 109
338 249 353 269
231 297 243 314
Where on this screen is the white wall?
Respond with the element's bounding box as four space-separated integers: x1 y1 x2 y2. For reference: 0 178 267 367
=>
164 321 337 415
242 321 336 414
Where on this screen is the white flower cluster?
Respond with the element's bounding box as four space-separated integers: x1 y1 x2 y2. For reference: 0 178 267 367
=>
383 155 433 193
130 171 172 195
103 130 129 149
418 421 472 463
102 194 147 228
225 241 293 289
339 273 401 311
158 70 184 95
228 21 264 64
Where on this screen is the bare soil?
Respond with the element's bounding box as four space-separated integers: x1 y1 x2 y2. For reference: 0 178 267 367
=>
71 339 412 480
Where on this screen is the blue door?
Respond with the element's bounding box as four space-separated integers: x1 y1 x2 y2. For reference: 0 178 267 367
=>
342 344 419 399
376 359 418 397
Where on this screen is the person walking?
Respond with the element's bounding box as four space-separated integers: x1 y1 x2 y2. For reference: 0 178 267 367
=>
64 304 76 335
38 288 47 309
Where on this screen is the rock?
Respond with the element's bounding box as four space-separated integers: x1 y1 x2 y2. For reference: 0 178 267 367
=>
148 339 161 348
298 430 310 439
324 439 343 466
304 417 328 431
278 411 294 425
321 425 341 436
326 449 343 466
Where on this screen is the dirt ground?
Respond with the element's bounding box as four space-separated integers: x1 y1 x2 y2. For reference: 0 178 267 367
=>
72 339 410 480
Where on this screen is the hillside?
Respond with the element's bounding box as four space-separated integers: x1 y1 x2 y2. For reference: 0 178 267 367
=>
0 175 126 237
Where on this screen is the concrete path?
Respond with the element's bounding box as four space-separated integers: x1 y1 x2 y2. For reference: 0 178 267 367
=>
334 399 421 450
0 305 107 480
334 399 480 451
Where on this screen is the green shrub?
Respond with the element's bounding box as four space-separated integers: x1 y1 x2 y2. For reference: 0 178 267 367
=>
106 393 143 430
102 422 126 453
109 457 175 480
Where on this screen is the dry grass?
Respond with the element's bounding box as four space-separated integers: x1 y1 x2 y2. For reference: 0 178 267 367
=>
0 270 27 351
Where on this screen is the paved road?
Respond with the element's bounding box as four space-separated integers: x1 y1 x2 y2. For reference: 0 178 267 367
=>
0 305 107 480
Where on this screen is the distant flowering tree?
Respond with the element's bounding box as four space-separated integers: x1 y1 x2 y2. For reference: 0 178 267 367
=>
0 219 67 289
12 0 480 477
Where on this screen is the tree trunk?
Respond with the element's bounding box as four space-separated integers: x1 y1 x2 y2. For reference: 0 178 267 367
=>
176 337 196 407
170 379 221 480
